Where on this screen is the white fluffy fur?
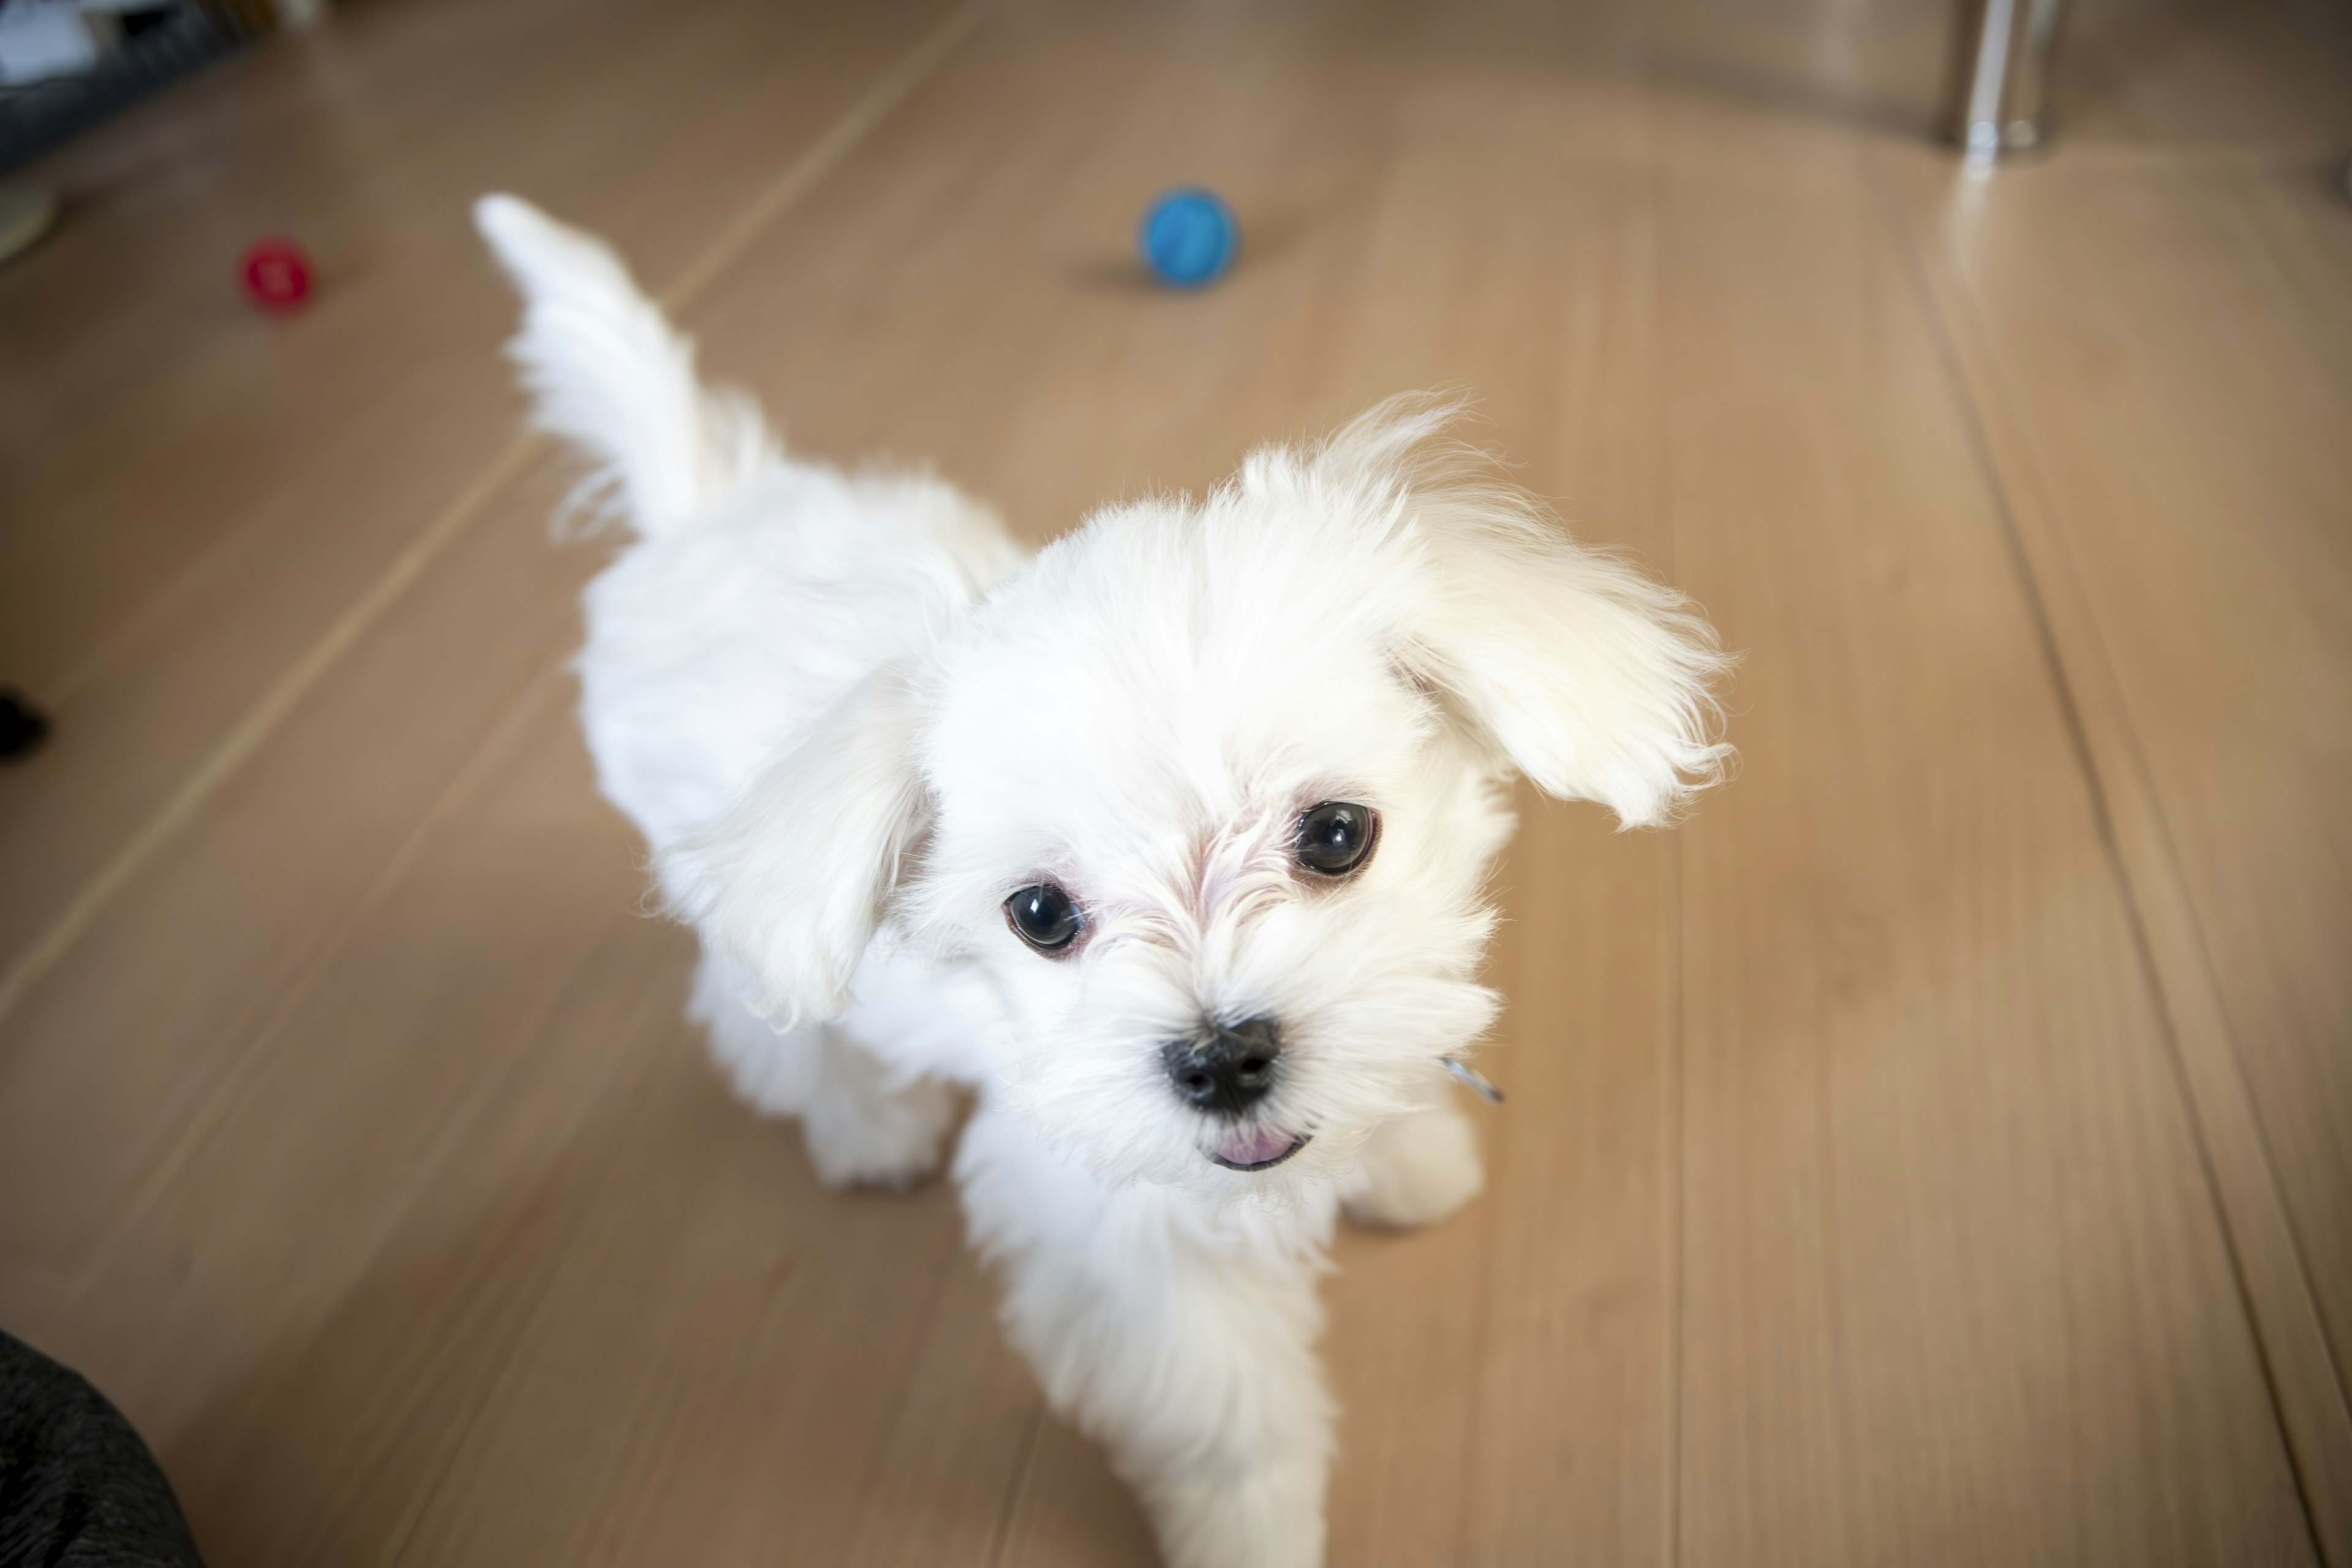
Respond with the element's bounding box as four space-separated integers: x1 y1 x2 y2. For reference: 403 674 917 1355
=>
478 192 1730 1568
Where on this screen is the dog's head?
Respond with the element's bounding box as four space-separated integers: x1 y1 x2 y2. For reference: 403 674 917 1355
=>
663 398 1730 1193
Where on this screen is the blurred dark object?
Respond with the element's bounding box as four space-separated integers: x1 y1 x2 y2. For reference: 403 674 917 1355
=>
0 1329 207 1566
1944 0 2065 165
0 688 50 759
0 2 270 178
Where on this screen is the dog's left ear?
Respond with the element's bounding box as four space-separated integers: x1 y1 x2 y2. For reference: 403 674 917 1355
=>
1398 498 1732 826
656 662 929 1025
1317 399 1733 827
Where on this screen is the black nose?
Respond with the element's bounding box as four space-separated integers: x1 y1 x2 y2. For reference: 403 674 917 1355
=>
1163 1017 1283 1116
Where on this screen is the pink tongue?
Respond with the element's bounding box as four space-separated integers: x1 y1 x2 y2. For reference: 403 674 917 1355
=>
1217 1125 1296 1167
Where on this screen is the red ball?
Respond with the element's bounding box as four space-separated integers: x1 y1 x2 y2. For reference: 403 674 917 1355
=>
240 238 313 311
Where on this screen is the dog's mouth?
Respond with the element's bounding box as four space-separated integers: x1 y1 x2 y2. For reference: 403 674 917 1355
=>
1209 1125 1311 1172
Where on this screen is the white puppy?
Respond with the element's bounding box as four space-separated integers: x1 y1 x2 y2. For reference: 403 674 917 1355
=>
477 194 1730 1568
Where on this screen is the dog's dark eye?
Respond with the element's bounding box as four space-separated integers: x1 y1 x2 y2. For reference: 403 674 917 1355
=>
1005 883 1082 954
1295 801 1378 876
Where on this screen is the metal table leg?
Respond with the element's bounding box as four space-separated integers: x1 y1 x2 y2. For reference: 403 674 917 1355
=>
1946 0 2067 167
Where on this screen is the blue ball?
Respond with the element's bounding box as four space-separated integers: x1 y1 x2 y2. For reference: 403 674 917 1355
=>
1139 187 1239 288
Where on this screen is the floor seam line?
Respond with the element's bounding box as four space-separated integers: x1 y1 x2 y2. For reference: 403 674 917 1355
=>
1649 72 1686 1568
981 1400 1048 1568
375 1023 685 1568
59 645 576 1307
1859 145 2350 1563
0 433 535 1032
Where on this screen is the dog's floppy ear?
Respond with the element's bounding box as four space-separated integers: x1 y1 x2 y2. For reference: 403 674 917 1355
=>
657 662 929 1025
1324 398 1733 827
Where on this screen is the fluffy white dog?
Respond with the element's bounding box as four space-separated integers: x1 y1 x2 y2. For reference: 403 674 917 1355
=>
477 193 1729 1568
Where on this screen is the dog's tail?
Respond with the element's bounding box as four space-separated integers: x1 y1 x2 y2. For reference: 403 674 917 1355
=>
473 193 778 538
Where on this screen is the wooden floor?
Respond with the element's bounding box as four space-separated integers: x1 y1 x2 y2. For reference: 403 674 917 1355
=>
2 0 2349 1562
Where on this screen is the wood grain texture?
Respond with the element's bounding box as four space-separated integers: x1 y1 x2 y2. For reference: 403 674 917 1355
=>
1653 85 2312 1566
1878 140 2352 1556
0 0 2342 1564
0 0 962 986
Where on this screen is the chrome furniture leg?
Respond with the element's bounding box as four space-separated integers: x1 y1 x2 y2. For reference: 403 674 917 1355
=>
1945 0 2066 167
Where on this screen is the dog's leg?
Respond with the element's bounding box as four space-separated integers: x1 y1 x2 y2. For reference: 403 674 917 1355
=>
1338 1098 1483 1229
957 1102 1335 1568
690 951 956 1189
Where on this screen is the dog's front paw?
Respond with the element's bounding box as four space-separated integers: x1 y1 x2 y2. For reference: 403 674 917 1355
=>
800 1069 957 1191
1340 1101 1484 1230
1148 1461 1326 1568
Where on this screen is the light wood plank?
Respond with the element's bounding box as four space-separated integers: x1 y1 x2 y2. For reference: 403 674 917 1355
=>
0 0 959 981
1880 134 2352 1555
50 680 644 1432
164 920 694 1565
0 462 593 1280
1655 86 2315 1567
383 1063 968 1567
